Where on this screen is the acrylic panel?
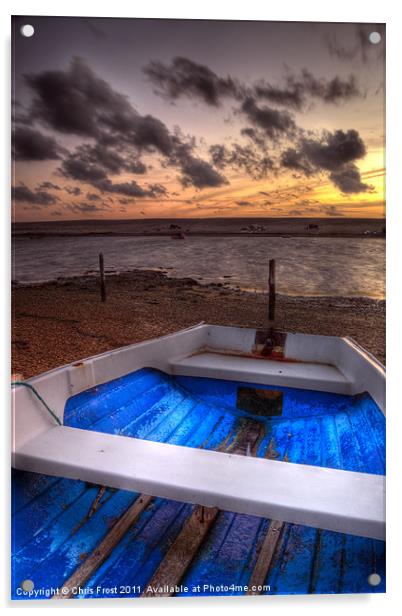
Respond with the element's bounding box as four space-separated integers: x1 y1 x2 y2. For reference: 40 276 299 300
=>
11 16 385 601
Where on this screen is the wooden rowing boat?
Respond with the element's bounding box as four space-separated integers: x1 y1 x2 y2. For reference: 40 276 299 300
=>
11 324 385 598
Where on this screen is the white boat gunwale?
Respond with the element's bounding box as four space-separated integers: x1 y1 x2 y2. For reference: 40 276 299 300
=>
12 323 386 541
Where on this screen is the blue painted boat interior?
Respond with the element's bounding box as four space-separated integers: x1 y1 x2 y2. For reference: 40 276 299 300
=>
12 367 385 598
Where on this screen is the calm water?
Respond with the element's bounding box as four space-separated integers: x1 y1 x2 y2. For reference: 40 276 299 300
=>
12 235 385 299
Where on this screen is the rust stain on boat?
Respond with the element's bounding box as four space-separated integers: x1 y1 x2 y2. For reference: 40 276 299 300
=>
265 437 280 460
71 486 107 536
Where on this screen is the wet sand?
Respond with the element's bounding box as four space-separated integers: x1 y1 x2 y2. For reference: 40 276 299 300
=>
12 270 385 378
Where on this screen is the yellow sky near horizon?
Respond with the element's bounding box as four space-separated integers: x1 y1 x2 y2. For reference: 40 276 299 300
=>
14 148 385 222
12 18 385 222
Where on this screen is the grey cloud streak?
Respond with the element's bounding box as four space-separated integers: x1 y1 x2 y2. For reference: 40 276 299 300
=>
143 56 243 106
12 127 66 161
141 55 370 194
12 184 59 206
22 57 227 193
14 55 373 206
143 56 362 111
280 129 372 194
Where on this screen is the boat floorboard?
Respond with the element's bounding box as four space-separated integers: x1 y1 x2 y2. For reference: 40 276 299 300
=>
11 367 385 599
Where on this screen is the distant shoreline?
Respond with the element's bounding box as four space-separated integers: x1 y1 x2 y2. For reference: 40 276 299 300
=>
12 231 385 239
12 217 386 240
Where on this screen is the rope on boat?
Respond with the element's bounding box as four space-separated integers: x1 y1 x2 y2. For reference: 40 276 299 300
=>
11 381 62 426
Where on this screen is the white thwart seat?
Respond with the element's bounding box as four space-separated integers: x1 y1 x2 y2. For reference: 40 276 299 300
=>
170 352 352 394
12 325 385 544
13 425 385 541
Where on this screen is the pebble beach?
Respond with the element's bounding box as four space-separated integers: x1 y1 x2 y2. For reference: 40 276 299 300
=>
12 269 385 378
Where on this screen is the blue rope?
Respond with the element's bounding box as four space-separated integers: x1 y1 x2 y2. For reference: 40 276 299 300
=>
11 381 62 426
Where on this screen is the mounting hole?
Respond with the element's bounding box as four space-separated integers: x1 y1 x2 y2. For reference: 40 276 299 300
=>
368 573 381 586
20 24 35 38
21 579 34 592
369 31 381 45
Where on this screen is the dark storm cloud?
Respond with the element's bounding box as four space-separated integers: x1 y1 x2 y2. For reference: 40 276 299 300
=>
12 184 58 206
296 199 321 207
95 179 167 198
86 192 100 201
179 157 227 189
255 71 361 109
209 144 227 167
319 205 345 216
37 181 61 190
67 202 109 214
128 115 176 156
13 99 35 126
23 58 225 191
281 148 314 176
299 129 366 171
143 57 242 106
210 143 274 180
301 72 360 104
12 127 65 161
65 185 82 196
25 57 133 138
326 25 385 64
240 127 267 150
126 159 147 174
168 143 228 189
144 56 361 111
327 37 359 61
18 57 370 198
24 58 176 157
60 151 107 183
177 155 227 189
253 84 303 110
329 164 373 194
59 143 148 189
79 143 126 174
240 98 296 141
280 129 371 193
59 145 169 197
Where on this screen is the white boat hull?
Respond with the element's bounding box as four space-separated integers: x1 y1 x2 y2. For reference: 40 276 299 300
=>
12 324 385 540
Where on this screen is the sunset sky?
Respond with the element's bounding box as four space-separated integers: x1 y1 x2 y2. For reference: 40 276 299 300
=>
12 17 385 221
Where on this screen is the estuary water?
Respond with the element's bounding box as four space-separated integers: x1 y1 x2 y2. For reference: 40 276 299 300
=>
12 235 385 299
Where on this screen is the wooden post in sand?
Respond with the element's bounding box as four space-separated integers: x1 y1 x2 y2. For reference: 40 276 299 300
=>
268 259 276 322
99 252 106 302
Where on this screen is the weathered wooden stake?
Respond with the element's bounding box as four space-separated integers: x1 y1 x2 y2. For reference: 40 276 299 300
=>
268 258 276 322
99 252 106 302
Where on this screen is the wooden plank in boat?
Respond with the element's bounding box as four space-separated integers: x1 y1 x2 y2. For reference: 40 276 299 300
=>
141 505 219 598
141 417 264 597
52 494 153 599
247 520 284 595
